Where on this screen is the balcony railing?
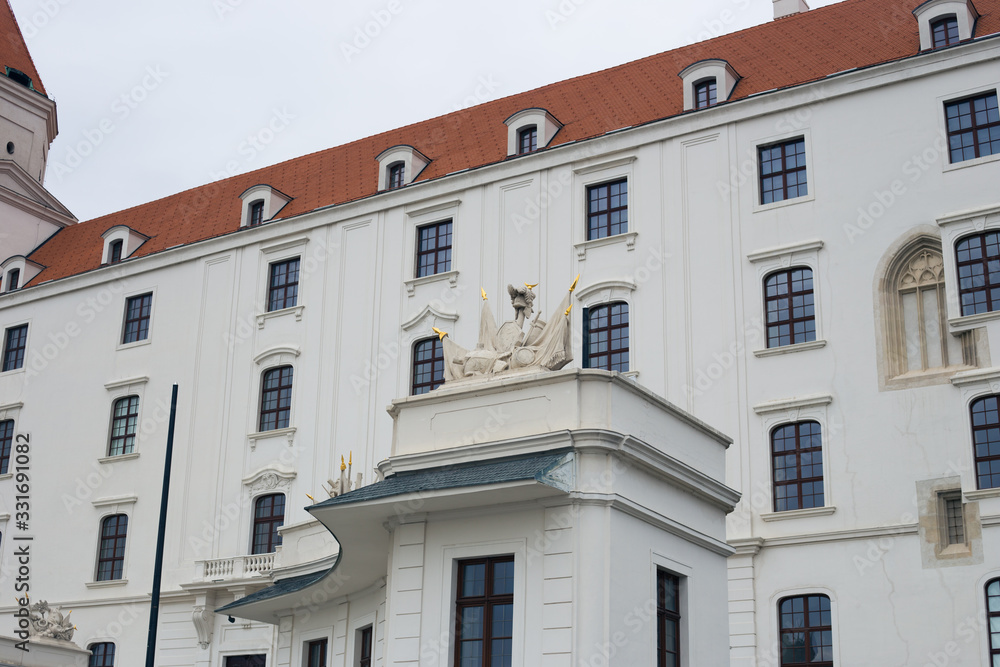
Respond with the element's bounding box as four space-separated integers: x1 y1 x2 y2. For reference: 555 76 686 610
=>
197 552 275 582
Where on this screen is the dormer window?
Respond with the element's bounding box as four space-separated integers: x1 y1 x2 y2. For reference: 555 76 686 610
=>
694 80 717 109
6 269 18 291
388 162 405 190
503 109 563 157
932 15 960 46
913 0 979 51
375 146 430 191
249 200 265 227
108 240 123 264
679 60 740 112
0 257 42 292
518 126 538 154
239 185 292 228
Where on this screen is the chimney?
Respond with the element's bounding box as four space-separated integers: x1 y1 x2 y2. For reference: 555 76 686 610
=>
773 0 810 19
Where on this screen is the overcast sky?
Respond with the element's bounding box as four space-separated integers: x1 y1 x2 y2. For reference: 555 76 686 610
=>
14 0 840 222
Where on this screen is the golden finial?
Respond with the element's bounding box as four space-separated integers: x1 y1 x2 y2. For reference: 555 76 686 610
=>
481 287 488 300
305 493 315 502
564 304 573 316
569 274 580 292
432 327 448 340
349 451 352 466
340 455 347 472
524 282 538 289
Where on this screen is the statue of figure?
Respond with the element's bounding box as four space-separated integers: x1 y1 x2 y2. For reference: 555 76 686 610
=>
433 276 577 384
28 600 76 642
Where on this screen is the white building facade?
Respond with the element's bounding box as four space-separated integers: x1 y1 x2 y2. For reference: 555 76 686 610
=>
0 0 999 665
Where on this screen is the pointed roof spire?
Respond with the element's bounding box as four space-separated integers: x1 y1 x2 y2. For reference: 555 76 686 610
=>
0 0 46 95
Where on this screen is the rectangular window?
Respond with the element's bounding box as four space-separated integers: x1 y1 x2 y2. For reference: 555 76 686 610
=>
122 293 152 344
987 579 1000 663
259 366 293 432
7 268 19 291
267 258 300 312
455 555 514 667
97 514 128 581
586 179 628 240
945 92 999 163
759 138 807 204
249 200 265 227
88 642 115 667
765 268 815 348
305 639 327 667
358 626 373 667
224 657 266 667
656 570 680 667
944 494 966 545
971 395 1000 489
694 79 717 109
108 396 139 456
772 421 824 512
416 221 453 278
412 337 445 395
778 595 833 666
583 302 629 372
2 324 27 371
0 420 12 474
109 240 123 264
518 126 537 154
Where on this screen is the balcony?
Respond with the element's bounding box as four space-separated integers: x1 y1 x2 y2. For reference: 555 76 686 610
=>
194 553 275 583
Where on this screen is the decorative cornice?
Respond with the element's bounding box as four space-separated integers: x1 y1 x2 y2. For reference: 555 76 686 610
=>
752 393 833 415
104 375 150 391
747 239 824 264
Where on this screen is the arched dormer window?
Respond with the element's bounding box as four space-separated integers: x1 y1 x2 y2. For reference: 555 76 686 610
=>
503 108 562 157
101 226 149 265
376 145 430 191
239 185 291 228
0 257 42 293
679 60 740 111
913 0 979 51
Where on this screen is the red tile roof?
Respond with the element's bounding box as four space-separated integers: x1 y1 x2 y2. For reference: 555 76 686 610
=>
25 0 1000 287
0 0 45 95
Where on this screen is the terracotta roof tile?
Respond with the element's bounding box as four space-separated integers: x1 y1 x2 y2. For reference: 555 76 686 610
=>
25 0 1000 287
0 0 46 95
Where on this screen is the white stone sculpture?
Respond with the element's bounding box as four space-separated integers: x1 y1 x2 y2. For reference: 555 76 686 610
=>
28 600 75 642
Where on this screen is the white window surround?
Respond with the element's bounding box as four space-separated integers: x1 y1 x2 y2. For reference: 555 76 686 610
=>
376 145 430 191
243 467 295 553
576 284 637 375
347 613 378 667
938 85 1000 172
88 503 135 587
257 237 308 327
403 198 461 295
948 369 1000 493
100 225 149 265
117 287 156 350
649 552 692 663
936 203 1000 328
747 239 826 355
0 255 42 292
239 184 292 228
913 0 979 51
249 349 299 448
0 319 29 376
573 154 637 250
104 375 148 458
768 586 841 664
678 59 740 111
751 130 816 212
0 403 19 479
503 108 563 156
753 393 836 514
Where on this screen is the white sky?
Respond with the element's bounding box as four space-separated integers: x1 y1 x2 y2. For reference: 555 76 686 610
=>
13 0 841 222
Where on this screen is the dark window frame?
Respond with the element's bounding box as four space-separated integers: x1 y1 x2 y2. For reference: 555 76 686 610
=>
267 257 300 312
771 421 824 512
956 231 1000 316
517 125 538 154
415 220 453 278
249 199 265 227
388 162 405 190
2 324 27 371
987 578 1000 663
945 91 1000 163
778 594 833 666
694 78 717 109
306 638 327 667
251 493 285 555
259 365 293 432
0 419 12 475
108 396 139 457
6 268 19 291
586 178 628 240
764 267 816 348
656 570 681 667
358 626 373 667
758 138 808 205
454 555 515 667
108 239 123 264
412 337 445 395
121 293 153 344
96 514 128 581
931 15 960 48
970 394 1000 490
583 302 630 372
88 642 116 667
223 656 266 667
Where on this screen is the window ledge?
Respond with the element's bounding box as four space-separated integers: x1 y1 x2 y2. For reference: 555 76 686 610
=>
256 305 304 329
0 473 11 481
752 192 814 214
98 452 140 465
753 339 827 358
760 506 836 522
964 487 1000 501
248 426 296 450
948 310 1000 330
86 579 128 589
0 367 25 377
942 151 1000 173
404 270 459 296
117 337 151 351
574 231 637 261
